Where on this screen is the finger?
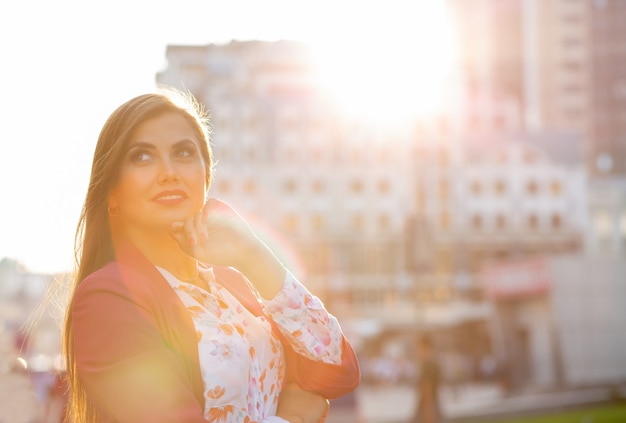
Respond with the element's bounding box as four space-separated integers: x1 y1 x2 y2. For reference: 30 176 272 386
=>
194 210 207 243
183 216 197 247
170 221 184 232
169 221 187 247
201 203 210 225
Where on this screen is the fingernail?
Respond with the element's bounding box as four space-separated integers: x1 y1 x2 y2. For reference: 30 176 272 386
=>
188 237 196 246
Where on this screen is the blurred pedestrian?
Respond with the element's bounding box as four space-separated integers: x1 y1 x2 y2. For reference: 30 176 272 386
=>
411 334 445 423
61 87 360 423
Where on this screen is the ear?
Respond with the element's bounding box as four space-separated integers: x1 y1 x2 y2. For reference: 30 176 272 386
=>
108 193 119 210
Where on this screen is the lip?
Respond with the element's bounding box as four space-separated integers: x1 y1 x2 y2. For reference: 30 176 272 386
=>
152 189 188 205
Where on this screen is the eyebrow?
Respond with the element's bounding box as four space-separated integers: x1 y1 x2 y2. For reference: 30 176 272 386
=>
126 139 198 151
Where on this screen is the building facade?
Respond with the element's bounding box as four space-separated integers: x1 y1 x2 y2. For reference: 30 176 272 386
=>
156 42 591 387
447 0 626 177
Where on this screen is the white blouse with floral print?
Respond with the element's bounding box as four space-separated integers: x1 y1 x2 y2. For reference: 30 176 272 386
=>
157 266 344 423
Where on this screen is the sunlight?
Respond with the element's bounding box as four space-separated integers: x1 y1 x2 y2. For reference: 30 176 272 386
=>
307 2 456 126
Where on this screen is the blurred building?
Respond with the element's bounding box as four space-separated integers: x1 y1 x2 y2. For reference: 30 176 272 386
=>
0 258 63 370
156 41 596 389
587 176 626 256
588 0 626 176
445 0 626 390
447 0 626 176
157 41 415 345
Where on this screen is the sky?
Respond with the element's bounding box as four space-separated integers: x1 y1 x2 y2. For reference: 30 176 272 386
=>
0 0 454 274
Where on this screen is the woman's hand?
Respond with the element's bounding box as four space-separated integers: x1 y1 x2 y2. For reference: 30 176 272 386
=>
277 383 329 423
169 197 285 298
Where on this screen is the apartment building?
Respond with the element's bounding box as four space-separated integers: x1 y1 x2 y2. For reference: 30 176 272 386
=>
157 42 416 331
157 41 587 365
447 0 626 177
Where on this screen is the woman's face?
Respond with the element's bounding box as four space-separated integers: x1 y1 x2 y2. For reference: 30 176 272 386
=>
108 112 207 236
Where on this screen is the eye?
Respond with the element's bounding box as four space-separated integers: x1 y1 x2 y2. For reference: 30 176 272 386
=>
128 149 153 163
174 145 198 160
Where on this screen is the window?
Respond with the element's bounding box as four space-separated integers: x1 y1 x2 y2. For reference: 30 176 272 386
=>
495 152 508 164
527 180 538 195
217 117 231 131
436 249 452 275
244 179 256 194
311 214 325 231
351 214 364 230
472 214 483 230
528 214 539 230
523 151 539 164
562 38 582 48
283 214 299 232
379 148 390 164
470 249 484 272
378 179 390 194
471 180 482 196
551 214 562 229
562 14 582 24
594 211 612 238
496 214 506 230
284 179 297 193
351 149 363 164
439 149 449 166
245 114 257 130
284 148 297 161
350 180 364 194
311 148 323 163
439 211 450 230
494 180 506 196
439 179 449 202
562 62 582 72
550 181 562 196
245 147 257 162
378 214 391 231
562 84 582 94
217 180 231 194
312 180 325 194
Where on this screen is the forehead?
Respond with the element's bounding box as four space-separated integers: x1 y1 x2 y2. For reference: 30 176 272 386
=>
129 112 200 145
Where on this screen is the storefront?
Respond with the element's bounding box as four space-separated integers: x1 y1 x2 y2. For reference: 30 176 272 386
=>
482 257 563 391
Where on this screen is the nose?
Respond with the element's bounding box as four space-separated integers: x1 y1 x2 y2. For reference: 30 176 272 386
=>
157 157 179 184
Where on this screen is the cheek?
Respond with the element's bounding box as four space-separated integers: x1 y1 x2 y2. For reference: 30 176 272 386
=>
114 172 152 201
187 163 208 191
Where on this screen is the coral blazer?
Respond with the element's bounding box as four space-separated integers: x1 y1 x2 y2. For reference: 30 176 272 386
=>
71 240 359 422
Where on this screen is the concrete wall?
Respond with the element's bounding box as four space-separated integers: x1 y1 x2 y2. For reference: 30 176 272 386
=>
549 255 626 386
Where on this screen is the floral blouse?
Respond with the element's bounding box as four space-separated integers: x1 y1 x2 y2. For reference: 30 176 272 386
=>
157 266 344 423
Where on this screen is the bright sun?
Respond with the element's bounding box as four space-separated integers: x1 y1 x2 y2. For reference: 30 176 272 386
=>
306 2 456 126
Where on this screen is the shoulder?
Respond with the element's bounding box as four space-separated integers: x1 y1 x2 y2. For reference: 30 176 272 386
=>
74 260 167 306
211 265 255 293
211 265 245 281
71 260 182 330
75 262 124 294
77 261 137 293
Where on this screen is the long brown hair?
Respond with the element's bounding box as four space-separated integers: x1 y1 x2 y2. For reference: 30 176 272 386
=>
62 87 213 422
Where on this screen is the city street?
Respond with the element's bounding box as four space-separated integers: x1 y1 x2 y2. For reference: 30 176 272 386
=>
327 382 620 423
0 366 501 423
0 367 621 423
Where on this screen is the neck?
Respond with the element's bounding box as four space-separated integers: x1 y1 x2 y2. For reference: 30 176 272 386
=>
116 228 198 282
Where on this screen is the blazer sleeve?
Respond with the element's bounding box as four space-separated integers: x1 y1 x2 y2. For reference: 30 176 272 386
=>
213 266 361 400
71 273 208 423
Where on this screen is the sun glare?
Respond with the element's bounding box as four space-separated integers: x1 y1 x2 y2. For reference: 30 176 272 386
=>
307 2 456 126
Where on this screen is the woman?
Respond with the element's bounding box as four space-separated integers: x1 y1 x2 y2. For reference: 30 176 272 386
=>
412 335 445 423
63 87 359 423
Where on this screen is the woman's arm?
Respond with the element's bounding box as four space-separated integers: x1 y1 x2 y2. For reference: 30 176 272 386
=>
263 271 343 364
170 198 360 399
275 383 329 423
